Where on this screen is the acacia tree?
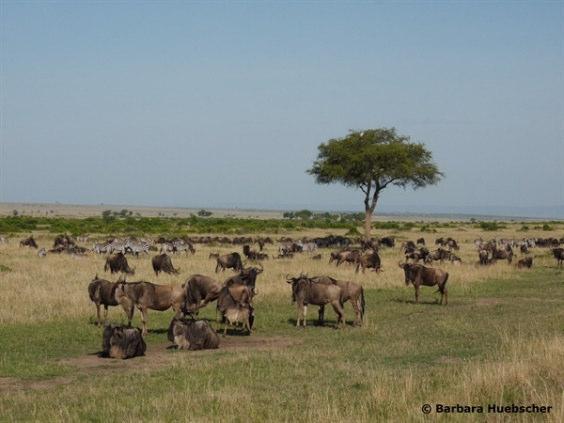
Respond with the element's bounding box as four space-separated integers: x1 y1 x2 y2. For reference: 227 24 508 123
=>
308 128 443 238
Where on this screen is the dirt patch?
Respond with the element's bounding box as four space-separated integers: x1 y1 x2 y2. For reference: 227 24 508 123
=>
0 336 298 393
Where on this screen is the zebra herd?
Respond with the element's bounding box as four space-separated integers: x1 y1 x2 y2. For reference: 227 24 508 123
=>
92 237 195 256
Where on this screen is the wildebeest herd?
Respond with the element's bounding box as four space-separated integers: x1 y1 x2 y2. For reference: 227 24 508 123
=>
12 232 564 359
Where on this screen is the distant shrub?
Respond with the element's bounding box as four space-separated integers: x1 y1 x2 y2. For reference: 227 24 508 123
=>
345 227 361 236
197 209 213 217
518 225 529 232
542 224 553 231
478 221 506 231
0 264 11 272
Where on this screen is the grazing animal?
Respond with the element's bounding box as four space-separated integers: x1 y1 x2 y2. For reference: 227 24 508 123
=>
311 254 322 260
115 281 186 336
379 236 395 248
286 275 346 327
151 253 179 276
104 252 135 274
223 265 263 297
356 251 381 273
243 245 269 260
399 262 449 305
19 236 38 249
491 248 513 264
167 317 220 350
517 257 533 269
101 325 146 359
215 252 243 272
416 237 426 245
307 276 365 326
552 248 564 266
216 285 254 335
88 275 130 325
183 274 222 313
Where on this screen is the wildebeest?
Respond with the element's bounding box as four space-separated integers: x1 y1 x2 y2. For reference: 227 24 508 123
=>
53 234 75 249
311 254 322 260
20 236 38 249
479 249 491 265
356 251 381 273
216 285 255 335
517 257 533 269
104 252 135 274
167 317 220 350
183 274 222 313
101 324 146 359
115 281 186 335
242 245 269 261
379 236 395 248
286 275 345 327
398 262 449 305
151 253 179 276
416 237 426 245
307 276 365 326
223 265 263 297
88 275 130 325
552 248 564 266
215 252 243 272
491 248 513 264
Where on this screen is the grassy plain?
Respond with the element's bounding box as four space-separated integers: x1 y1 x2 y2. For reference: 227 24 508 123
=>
0 223 563 422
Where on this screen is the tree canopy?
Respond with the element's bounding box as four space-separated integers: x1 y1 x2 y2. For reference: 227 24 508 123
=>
308 128 443 237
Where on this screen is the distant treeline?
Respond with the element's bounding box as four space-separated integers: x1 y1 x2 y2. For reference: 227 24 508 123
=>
0 215 560 236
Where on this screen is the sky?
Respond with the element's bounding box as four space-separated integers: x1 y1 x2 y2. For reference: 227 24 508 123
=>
1 1 563 217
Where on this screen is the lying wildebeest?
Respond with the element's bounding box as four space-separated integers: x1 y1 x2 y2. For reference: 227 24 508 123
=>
115 281 186 335
167 317 220 350
379 236 395 248
552 248 564 266
20 236 38 249
286 275 345 327
216 285 255 335
104 252 135 274
101 324 146 359
151 253 179 276
399 262 449 305
183 274 222 313
88 275 130 325
311 254 322 260
215 252 243 272
356 251 381 273
517 257 533 269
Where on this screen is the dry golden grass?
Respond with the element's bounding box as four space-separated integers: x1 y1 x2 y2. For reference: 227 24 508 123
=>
0 226 559 325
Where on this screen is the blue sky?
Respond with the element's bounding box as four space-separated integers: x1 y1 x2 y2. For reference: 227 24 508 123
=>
1 2 563 216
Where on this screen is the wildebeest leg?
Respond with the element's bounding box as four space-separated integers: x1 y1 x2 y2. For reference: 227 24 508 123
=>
414 285 420 304
303 305 307 327
296 304 302 327
331 301 345 327
318 305 325 326
351 298 361 326
120 299 134 326
95 303 101 325
139 307 149 336
103 305 109 324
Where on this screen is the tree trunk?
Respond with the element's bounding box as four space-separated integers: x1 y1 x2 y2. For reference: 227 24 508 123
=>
364 206 373 239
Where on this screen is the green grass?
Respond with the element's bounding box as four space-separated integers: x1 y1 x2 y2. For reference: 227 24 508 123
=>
1 267 562 421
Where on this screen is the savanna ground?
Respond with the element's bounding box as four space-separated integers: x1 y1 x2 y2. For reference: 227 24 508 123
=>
0 222 563 422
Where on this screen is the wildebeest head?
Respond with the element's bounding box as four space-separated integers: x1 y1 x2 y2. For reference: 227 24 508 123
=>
286 273 310 302
398 262 419 286
238 263 263 293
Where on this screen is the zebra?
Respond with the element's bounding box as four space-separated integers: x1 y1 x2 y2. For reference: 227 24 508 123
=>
125 239 150 256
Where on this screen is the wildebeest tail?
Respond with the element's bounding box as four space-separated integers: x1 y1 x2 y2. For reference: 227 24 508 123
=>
104 258 109 272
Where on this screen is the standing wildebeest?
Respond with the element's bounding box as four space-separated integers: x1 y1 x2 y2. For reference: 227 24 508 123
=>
399 263 449 305
167 317 220 350
216 285 255 335
101 324 146 359
517 257 533 269
88 275 131 325
115 281 186 335
183 274 222 313
552 248 564 266
20 236 38 249
104 252 135 274
242 245 269 261
356 251 381 273
479 249 491 265
286 275 346 327
215 252 243 272
223 265 264 297
152 253 179 276
308 276 365 326
416 237 426 246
